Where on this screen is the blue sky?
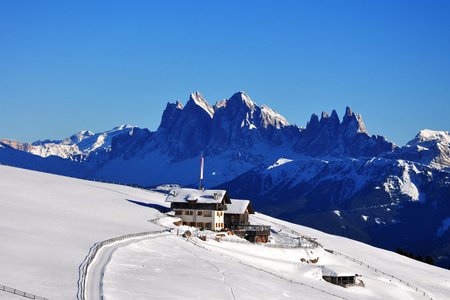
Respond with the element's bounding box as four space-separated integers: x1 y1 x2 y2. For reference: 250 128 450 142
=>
1 0 449 145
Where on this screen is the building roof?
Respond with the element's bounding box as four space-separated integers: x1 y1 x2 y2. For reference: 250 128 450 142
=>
322 265 356 277
225 199 254 214
165 188 230 204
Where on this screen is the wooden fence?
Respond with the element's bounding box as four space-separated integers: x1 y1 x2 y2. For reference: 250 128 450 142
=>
325 249 433 300
0 284 48 300
77 229 170 300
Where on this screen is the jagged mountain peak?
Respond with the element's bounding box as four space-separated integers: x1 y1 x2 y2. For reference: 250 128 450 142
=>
344 106 353 118
187 92 214 118
260 105 289 129
331 109 339 120
341 106 368 134
175 100 184 109
306 113 320 130
228 91 256 110
214 99 228 111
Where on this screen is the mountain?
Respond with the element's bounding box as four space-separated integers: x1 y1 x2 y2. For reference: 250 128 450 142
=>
1 91 449 268
1 124 136 161
387 129 450 171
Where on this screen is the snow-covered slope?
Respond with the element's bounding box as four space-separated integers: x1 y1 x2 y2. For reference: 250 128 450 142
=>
1 165 449 300
390 129 450 170
0 165 166 299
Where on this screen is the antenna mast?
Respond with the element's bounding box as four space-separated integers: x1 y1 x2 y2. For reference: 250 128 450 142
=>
199 153 204 190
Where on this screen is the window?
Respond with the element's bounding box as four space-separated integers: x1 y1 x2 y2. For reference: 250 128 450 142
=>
197 211 203 216
205 223 212 229
204 211 212 217
174 210 183 216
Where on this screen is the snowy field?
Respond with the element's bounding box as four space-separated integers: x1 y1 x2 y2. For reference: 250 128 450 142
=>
1 165 450 300
0 165 166 299
103 227 450 300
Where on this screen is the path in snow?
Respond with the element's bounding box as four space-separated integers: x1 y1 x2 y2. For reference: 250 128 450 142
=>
85 233 169 300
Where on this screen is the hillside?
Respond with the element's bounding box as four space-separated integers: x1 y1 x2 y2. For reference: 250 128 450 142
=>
0 165 165 299
1 166 450 299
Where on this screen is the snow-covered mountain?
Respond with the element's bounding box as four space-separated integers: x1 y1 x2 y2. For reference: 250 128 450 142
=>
1 91 449 268
388 129 450 170
1 124 135 160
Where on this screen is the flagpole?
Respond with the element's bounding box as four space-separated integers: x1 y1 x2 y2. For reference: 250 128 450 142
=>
199 153 204 190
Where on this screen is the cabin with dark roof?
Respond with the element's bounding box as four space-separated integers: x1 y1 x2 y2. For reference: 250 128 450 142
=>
322 266 362 288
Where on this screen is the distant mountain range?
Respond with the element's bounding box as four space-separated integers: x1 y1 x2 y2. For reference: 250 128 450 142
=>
1 91 449 267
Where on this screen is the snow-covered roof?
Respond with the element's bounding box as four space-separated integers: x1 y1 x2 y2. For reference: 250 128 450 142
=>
322 265 356 277
225 199 253 214
165 188 229 204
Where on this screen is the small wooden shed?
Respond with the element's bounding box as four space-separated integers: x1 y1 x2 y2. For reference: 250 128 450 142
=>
322 266 359 288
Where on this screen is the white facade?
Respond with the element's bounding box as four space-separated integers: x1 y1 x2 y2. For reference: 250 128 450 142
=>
174 209 225 231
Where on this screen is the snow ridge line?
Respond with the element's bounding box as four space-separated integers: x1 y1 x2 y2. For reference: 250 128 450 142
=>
325 249 433 300
0 284 48 300
186 238 350 300
77 229 170 300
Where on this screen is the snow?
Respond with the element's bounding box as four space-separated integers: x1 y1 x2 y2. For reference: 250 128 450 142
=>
361 215 369 221
190 91 215 118
374 217 383 225
415 129 450 144
28 125 136 159
102 214 450 300
0 165 167 299
225 199 250 214
237 91 256 110
333 210 342 218
261 104 290 128
383 161 422 202
165 187 227 204
2 165 450 300
267 158 294 170
322 265 356 277
436 217 450 237
398 161 421 201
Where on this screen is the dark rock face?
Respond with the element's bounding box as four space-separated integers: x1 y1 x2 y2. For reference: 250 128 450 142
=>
150 91 295 160
208 91 292 152
294 107 395 157
152 92 214 159
109 127 153 160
